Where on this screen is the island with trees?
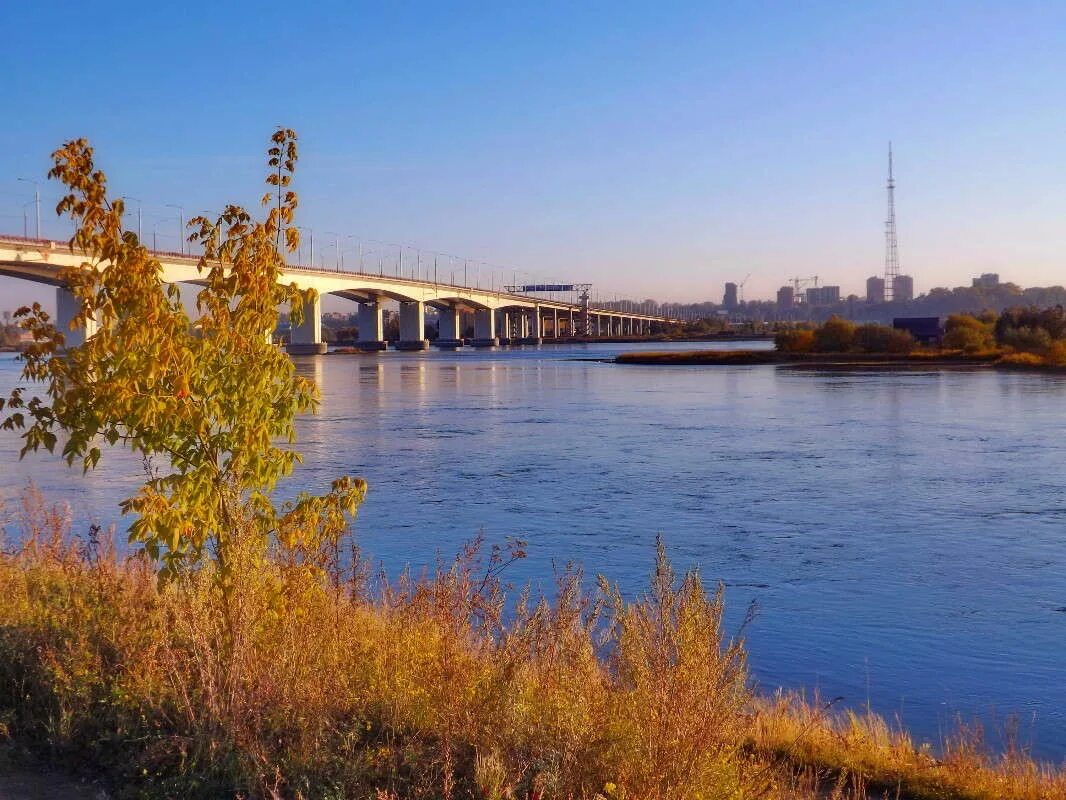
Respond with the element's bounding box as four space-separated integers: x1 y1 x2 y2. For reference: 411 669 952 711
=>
617 310 1066 370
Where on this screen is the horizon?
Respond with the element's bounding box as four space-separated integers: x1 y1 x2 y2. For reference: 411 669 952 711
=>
3 2 1066 312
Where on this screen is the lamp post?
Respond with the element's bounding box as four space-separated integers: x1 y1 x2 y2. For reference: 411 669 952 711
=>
360 246 379 274
151 217 174 252
17 178 40 240
343 234 365 271
165 204 184 254
325 231 342 269
120 196 142 241
296 226 314 266
358 238 392 276
22 201 33 238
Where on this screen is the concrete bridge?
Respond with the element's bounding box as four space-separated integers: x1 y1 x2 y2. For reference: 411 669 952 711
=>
0 235 668 353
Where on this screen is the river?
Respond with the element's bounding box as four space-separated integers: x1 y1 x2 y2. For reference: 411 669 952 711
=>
1 343 1064 759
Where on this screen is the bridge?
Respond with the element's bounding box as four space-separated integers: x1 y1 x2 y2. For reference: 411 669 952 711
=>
0 235 669 354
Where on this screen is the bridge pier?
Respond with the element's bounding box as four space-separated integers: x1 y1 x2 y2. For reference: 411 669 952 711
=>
287 293 327 354
472 308 498 347
396 300 429 351
56 287 98 348
495 310 511 344
435 305 463 349
518 305 542 345
356 301 387 350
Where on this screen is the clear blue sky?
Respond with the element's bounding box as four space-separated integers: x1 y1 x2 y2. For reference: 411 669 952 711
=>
2 0 1065 310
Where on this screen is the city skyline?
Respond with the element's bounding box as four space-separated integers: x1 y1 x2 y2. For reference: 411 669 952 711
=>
4 2 1066 311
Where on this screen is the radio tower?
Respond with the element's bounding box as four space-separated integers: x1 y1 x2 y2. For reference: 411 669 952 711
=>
884 142 900 299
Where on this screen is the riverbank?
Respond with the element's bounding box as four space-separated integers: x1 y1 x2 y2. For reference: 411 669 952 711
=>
1 492 1063 800
614 348 1058 370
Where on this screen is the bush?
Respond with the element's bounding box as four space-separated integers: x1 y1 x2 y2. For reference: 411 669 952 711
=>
995 306 1066 343
0 501 767 800
943 314 995 352
854 324 914 354
812 316 856 352
3 490 1065 800
1000 325 1052 353
1045 340 1066 366
774 328 814 353
997 351 1045 367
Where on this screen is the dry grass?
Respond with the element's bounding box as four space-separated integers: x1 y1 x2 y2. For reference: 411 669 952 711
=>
752 693 1066 800
0 487 1062 799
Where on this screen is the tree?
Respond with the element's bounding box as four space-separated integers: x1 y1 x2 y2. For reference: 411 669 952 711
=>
1 130 365 581
995 305 1066 350
774 328 814 353
943 313 995 352
854 323 914 354
812 315 856 352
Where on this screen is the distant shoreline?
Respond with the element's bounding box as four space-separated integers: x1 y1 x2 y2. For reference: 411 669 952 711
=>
615 349 1066 372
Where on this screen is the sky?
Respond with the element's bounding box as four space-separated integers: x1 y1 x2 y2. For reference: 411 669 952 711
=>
2 0 1066 311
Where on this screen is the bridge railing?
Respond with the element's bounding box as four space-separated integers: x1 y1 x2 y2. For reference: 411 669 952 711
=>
0 233 671 320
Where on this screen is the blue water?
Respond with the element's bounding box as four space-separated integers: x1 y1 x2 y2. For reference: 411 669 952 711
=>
1 344 1064 760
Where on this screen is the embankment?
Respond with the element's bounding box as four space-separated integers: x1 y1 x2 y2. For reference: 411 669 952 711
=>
615 349 1001 368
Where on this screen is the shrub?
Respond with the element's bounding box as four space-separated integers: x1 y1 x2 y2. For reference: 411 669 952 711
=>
995 306 1066 344
0 498 773 800
1000 325 1052 353
3 490 1065 800
854 324 914 354
812 316 856 352
997 351 1045 367
1045 340 1066 366
943 314 995 352
774 328 815 353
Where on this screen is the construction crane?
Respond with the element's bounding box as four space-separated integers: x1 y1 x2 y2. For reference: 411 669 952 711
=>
790 275 819 301
738 273 752 303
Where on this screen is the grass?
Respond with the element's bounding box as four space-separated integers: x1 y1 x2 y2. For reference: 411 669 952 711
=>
752 694 1065 800
1 486 1063 800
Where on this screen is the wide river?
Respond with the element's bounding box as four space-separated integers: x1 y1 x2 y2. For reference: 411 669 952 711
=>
1 343 1064 759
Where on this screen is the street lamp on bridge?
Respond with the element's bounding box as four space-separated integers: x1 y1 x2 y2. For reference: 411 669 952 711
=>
165 204 185 255
151 216 174 252
16 178 40 240
324 231 342 269
295 226 314 266
120 196 142 242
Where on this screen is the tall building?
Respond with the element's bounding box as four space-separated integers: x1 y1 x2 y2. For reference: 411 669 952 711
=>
806 286 841 306
777 286 795 309
972 273 1000 288
723 282 738 309
893 275 914 302
866 276 886 304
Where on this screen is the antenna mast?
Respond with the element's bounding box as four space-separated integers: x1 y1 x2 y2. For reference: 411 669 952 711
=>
884 142 900 299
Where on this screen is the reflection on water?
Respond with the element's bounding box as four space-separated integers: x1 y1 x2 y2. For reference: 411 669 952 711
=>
2 341 1065 758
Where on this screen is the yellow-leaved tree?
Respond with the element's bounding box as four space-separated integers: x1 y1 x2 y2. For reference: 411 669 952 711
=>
0 129 365 582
